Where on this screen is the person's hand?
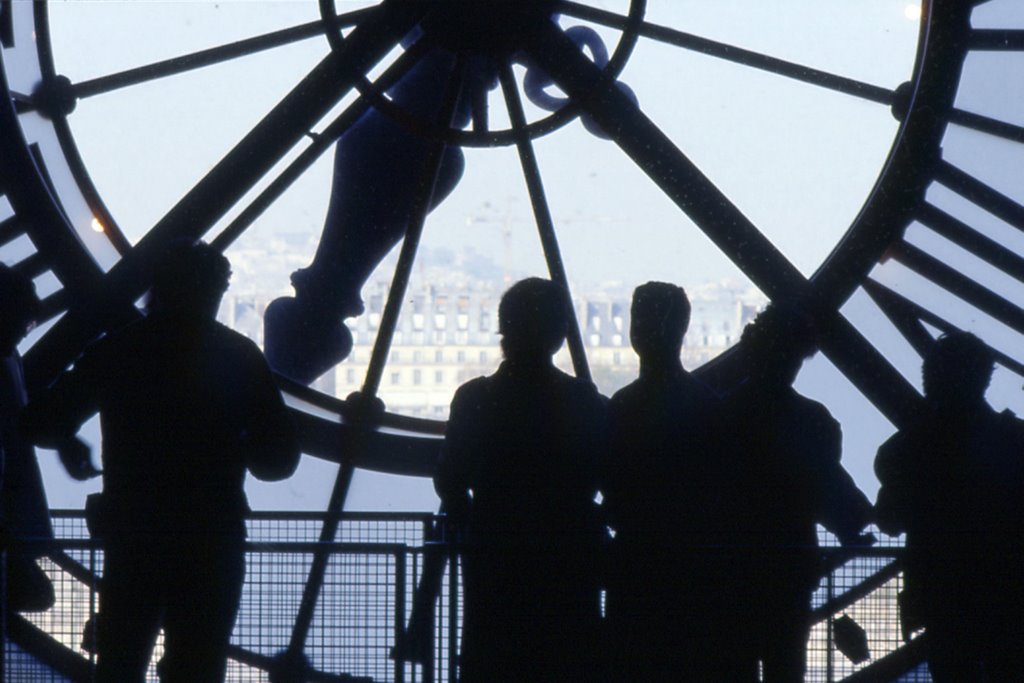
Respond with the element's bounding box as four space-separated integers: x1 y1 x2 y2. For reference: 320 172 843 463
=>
841 530 877 547
57 437 100 481
345 391 386 425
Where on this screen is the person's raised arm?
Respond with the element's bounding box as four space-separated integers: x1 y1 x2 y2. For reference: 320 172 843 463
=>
872 436 909 537
810 408 873 546
435 382 481 521
241 351 301 482
20 349 103 480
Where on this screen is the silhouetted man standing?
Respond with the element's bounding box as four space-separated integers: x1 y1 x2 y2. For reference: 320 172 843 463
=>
726 304 872 683
602 282 740 681
435 277 606 682
875 332 1024 681
23 242 300 683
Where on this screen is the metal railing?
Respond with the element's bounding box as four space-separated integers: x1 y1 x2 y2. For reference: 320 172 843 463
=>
4 513 926 682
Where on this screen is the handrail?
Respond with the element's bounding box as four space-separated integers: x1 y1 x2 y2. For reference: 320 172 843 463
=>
7 613 93 682
14 513 916 683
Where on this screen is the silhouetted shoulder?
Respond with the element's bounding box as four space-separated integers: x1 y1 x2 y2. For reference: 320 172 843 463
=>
210 320 264 353
874 430 914 481
608 380 640 408
993 409 1024 455
559 371 607 406
449 375 491 407
793 393 841 455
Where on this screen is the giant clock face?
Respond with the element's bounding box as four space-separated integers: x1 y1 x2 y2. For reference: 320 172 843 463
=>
4 0 1024 494
3 0 1024 676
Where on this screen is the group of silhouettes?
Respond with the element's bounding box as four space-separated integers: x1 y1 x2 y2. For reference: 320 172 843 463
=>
435 279 869 682
2 247 1023 682
436 277 1024 682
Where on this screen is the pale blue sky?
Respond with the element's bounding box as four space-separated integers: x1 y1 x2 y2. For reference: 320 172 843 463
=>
36 1 1021 513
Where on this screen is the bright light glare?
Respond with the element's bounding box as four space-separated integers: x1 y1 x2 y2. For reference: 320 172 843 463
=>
90 217 105 233
904 4 922 21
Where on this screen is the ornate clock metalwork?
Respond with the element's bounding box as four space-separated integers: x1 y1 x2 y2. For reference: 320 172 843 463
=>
3 0 1024 679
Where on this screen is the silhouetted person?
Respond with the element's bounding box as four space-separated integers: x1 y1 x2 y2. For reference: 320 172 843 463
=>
875 332 1024 681
602 282 744 681
435 278 606 682
0 264 69 612
22 242 300 683
725 304 872 683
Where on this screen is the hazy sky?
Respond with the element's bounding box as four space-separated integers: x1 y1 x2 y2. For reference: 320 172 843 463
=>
49 0 921 288
32 0 1002 512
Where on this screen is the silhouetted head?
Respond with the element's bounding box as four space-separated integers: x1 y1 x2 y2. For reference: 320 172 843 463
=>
498 278 567 362
0 264 41 356
149 241 231 320
922 331 993 411
740 302 818 387
630 281 690 364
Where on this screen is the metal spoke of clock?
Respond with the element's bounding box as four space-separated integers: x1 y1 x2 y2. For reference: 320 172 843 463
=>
935 159 1024 233
814 309 922 428
499 63 592 382
525 21 807 300
0 214 18 246
210 39 428 252
66 7 379 102
12 250 48 279
864 277 1024 378
554 0 894 105
949 108 1024 145
471 83 489 135
24 6 424 385
527 22 922 426
36 290 67 326
970 29 1024 51
284 58 467 667
888 240 1024 334
861 279 939 357
917 202 1024 282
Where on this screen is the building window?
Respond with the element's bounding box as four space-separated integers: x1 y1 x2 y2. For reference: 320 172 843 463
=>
434 350 443 363
413 369 422 385
346 369 357 384
479 351 488 364
435 370 444 384
457 351 466 363
391 372 401 385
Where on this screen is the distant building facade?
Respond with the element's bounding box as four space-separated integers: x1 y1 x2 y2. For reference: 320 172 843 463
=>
219 236 766 418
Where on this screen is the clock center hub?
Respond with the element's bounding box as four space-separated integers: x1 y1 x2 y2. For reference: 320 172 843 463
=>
423 0 560 55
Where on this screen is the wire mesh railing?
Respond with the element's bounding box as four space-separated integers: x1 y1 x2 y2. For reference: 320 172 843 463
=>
4 513 923 682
